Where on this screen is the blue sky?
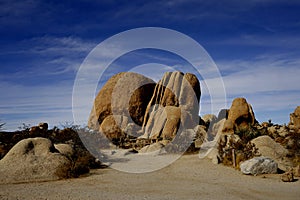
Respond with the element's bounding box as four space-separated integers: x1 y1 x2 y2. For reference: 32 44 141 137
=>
1 0 300 130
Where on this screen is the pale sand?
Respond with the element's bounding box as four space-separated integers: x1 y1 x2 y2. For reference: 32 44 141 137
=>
1 154 299 200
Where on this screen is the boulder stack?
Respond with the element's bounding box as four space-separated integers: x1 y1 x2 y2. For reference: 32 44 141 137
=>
88 72 156 139
0 138 72 183
140 71 200 140
222 97 255 134
88 71 201 143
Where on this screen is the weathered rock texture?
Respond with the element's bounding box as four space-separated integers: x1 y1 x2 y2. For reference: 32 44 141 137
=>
0 138 71 183
141 71 200 140
222 98 255 133
88 71 201 142
240 156 278 175
88 72 156 139
251 135 293 171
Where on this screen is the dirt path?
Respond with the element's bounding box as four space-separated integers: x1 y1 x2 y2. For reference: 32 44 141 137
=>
1 154 299 200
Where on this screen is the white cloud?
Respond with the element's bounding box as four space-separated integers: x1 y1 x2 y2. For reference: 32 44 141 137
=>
0 80 74 131
198 53 300 123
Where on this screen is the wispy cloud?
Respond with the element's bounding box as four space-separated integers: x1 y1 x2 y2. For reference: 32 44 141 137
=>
199 53 300 123
0 80 74 131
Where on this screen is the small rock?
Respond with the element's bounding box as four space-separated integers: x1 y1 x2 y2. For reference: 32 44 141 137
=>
139 142 164 154
38 122 48 131
240 156 278 175
281 169 294 182
261 122 269 128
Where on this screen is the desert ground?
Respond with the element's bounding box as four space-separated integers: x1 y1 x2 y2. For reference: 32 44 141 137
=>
1 154 299 200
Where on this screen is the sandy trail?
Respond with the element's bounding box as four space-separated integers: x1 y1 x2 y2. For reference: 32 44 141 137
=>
1 154 299 200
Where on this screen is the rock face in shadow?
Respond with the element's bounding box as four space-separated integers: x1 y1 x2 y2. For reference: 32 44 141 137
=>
88 72 156 139
140 71 201 140
0 137 71 183
222 97 255 134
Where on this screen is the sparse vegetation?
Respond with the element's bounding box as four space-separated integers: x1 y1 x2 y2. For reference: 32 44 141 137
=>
218 126 260 168
0 122 5 130
18 123 31 131
235 125 261 142
0 123 103 177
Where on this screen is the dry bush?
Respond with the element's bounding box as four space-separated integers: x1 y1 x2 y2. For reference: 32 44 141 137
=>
218 127 259 168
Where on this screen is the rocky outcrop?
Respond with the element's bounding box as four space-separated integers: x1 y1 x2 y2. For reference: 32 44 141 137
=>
222 98 255 133
240 156 278 175
0 138 72 183
88 72 156 139
289 106 300 134
141 71 200 140
251 135 293 171
201 114 217 130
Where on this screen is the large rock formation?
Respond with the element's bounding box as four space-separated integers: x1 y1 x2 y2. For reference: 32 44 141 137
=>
88 72 156 139
0 138 71 183
140 71 200 140
222 97 255 133
289 106 300 134
88 71 201 143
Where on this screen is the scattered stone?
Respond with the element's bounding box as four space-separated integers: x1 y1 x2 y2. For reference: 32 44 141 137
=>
240 157 278 175
0 138 72 183
281 169 294 182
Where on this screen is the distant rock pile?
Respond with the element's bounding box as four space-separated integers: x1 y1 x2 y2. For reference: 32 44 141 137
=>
289 106 300 134
197 96 300 180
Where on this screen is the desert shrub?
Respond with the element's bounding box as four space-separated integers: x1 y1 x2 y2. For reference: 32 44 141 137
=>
218 134 259 168
235 125 261 143
67 145 102 178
